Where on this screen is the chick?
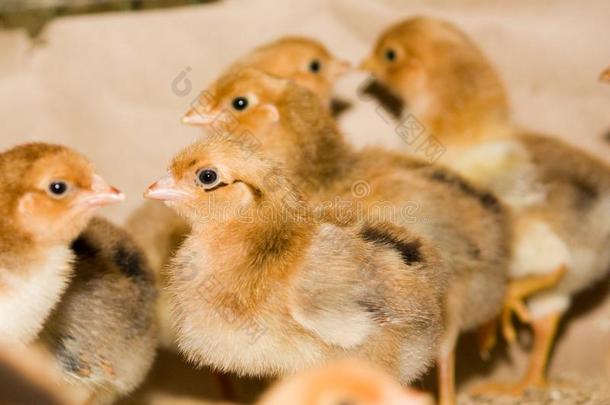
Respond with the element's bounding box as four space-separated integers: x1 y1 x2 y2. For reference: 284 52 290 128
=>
182 68 512 405
256 360 433 405
126 201 188 348
146 138 447 384
40 217 158 405
129 36 349 350
0 143 124 345
361 16 610 395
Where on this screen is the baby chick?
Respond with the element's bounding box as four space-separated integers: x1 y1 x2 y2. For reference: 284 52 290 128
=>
256 360 433 405
40 217 158 405
146 138 447 384
126 201 188 348
0 143 124 345
130 36 349 349
362 16 610 395
182 67 512 405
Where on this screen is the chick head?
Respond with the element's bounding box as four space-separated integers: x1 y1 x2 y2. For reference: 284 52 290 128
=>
182 67 339 179
242 36 351 104
145 137 301 224
183 67 288 132
360 16 507 119
257 360 433 405
0 143 124 246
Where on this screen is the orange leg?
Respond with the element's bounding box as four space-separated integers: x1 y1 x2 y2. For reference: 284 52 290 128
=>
501 266 566 343
472 311 563 397
476 317 499 360
438 348 456 405
437 329 458 405
216 372 235 401
476 266 566 359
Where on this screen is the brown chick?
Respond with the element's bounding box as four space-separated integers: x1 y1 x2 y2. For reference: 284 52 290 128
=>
128 36 349 350
40 217 158 405
181 67 512 405
256 360 433 405
145 137 447 384
0 143 124 345
361 16 610 396
126 201 188 348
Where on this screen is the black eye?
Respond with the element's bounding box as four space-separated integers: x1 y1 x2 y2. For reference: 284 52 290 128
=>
385 48 397 62
309 59 321 73
197 169 218 186
232 97 248 111
48 181 69 197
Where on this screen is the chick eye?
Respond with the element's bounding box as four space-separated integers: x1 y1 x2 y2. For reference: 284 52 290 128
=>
232 97 249 111
385 48 397 62
48 181 70 198
309 59 321 73
197 168 219 186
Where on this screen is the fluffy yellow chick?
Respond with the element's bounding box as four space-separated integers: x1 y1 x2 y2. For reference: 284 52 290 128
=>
257 360 433 405
128 36 349 350
181 68 512 405
41 217 158 405
361 16 610 396
146 137 447 384
0 143 124 345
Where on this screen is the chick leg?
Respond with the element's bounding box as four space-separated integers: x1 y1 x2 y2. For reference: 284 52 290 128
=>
501 266 566 343
216 373 236 401
437 330 458 405
477 265 566 358
472 311 563 397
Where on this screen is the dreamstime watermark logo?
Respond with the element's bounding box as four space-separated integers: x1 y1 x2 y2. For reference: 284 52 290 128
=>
351 180 371 199
171 66 193 97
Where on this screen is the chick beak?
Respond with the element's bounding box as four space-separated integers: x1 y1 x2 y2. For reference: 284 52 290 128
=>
358 56 376 73
78 174 125 207
332 59 352 79
145 174 191 201
182 106 216 126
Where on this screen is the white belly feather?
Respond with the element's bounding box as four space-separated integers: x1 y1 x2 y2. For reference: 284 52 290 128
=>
0 246 73 344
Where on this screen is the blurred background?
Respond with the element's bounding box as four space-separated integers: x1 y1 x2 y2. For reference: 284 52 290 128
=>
1 0 609 403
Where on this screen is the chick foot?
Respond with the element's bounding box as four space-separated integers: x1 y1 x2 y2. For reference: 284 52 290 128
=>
476 266 566 359
501 266 566 344
471 311 563 398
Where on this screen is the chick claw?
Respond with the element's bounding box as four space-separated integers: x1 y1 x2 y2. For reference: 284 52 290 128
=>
477 266 567 357
501 266 567 344
501 290 532 344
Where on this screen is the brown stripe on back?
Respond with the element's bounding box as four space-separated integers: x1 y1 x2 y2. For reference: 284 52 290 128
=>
429 169 501 213
360 226 422 265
